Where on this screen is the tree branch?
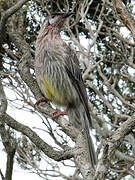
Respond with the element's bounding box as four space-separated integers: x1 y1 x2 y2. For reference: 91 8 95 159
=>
108 113 135 159
0 80 16 180
0 169 5 180
1 113 74 161
0 0 29 48
112 0 135 42
0 0 29 72
0 80 7 114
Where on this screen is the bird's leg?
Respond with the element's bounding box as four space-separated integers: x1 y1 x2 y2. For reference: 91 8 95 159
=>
35 97 49 107
53 106 70 118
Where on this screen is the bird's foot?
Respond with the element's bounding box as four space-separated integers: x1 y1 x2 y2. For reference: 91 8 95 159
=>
53 110 67 118
35 97 49 107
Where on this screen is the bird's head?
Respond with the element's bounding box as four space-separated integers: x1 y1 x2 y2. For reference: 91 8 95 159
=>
43 12 74 31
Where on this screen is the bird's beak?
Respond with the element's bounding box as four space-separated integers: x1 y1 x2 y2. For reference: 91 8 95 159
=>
62 12 74 19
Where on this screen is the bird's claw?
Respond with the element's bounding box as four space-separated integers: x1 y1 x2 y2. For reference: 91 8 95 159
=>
34 97 49 107
53 110 67 118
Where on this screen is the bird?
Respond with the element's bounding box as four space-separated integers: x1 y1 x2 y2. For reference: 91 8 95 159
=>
35 12 97 169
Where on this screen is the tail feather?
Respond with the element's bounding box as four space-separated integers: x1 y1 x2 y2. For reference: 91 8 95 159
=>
85 119 97 168
68 104 97 169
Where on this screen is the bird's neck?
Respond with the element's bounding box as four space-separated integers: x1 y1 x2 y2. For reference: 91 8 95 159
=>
36 28 64 51
35 28 68 66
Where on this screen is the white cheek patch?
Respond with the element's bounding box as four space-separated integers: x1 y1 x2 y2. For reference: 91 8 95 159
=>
49 16 58 24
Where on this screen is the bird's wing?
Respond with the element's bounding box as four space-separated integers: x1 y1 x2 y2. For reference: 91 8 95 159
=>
63 46 92 126
63 47 97 168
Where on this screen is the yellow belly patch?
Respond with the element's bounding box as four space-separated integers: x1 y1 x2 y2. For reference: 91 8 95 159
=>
37 74 66 105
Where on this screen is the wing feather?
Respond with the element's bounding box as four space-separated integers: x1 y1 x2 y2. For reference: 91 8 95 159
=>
63 47 92 127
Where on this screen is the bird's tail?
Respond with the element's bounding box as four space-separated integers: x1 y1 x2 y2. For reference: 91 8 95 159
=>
68 104 97 169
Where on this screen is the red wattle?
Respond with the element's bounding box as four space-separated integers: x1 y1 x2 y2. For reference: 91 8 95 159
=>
48 25 53 30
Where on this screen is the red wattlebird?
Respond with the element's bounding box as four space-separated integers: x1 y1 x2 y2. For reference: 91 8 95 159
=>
35 12 97 169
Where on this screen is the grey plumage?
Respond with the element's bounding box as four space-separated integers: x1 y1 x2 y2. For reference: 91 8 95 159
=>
35 12 97 168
